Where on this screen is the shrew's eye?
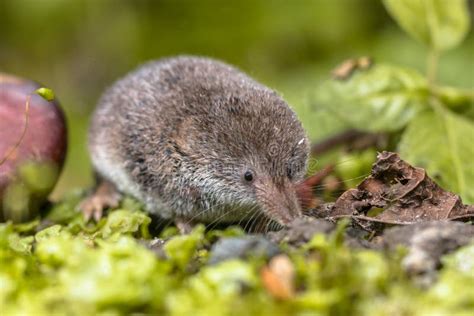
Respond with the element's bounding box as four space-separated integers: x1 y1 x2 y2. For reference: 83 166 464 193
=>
244 170 254 182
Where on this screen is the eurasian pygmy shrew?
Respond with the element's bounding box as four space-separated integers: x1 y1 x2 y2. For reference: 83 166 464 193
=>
81 56 309 232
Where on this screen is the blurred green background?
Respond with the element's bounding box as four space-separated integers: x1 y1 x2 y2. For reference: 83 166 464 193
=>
1 0 472 198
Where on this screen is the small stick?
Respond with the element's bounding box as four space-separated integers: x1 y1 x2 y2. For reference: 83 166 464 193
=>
311 129 366 156
311 129 387 156
304 164 335 187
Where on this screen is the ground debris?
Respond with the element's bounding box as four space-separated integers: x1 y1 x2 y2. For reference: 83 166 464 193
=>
139 237 167 259
267 216 335 246
208 235 280 265
382 221 474 286
260 254 295 300
267 216 376 249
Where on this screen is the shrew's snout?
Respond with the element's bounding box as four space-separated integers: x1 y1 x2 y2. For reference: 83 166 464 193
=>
255 178 302 226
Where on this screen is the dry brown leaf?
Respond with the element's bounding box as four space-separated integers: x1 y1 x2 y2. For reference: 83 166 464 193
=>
323 152 474 233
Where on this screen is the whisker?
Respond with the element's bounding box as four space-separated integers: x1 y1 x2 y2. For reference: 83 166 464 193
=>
244 206 260 232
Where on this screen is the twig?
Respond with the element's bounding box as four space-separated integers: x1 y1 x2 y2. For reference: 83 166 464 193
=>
304 164 335 187
310 129 386 156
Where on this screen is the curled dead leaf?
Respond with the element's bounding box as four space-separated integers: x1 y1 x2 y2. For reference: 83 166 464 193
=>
315 152 473 233
331 56 373 80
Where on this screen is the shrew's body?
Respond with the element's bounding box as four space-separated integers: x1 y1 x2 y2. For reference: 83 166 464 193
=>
83 56 309 229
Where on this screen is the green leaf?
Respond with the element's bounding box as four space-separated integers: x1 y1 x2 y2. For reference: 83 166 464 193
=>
383 0 470 51
35 87 55 101
399 109 474 203
313 64 429 132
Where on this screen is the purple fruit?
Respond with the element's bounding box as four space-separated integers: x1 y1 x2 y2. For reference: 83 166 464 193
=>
0 73 67 222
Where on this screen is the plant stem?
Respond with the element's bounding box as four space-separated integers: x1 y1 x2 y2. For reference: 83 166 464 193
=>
432 85 474 110
427 49 439 86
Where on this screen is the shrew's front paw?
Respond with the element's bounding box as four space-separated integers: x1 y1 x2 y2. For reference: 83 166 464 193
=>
77 181 121 222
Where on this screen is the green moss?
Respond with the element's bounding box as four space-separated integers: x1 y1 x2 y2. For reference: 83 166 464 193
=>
0 198 472 315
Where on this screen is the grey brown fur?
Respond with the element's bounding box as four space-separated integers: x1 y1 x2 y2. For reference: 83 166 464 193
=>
89 56 309 226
